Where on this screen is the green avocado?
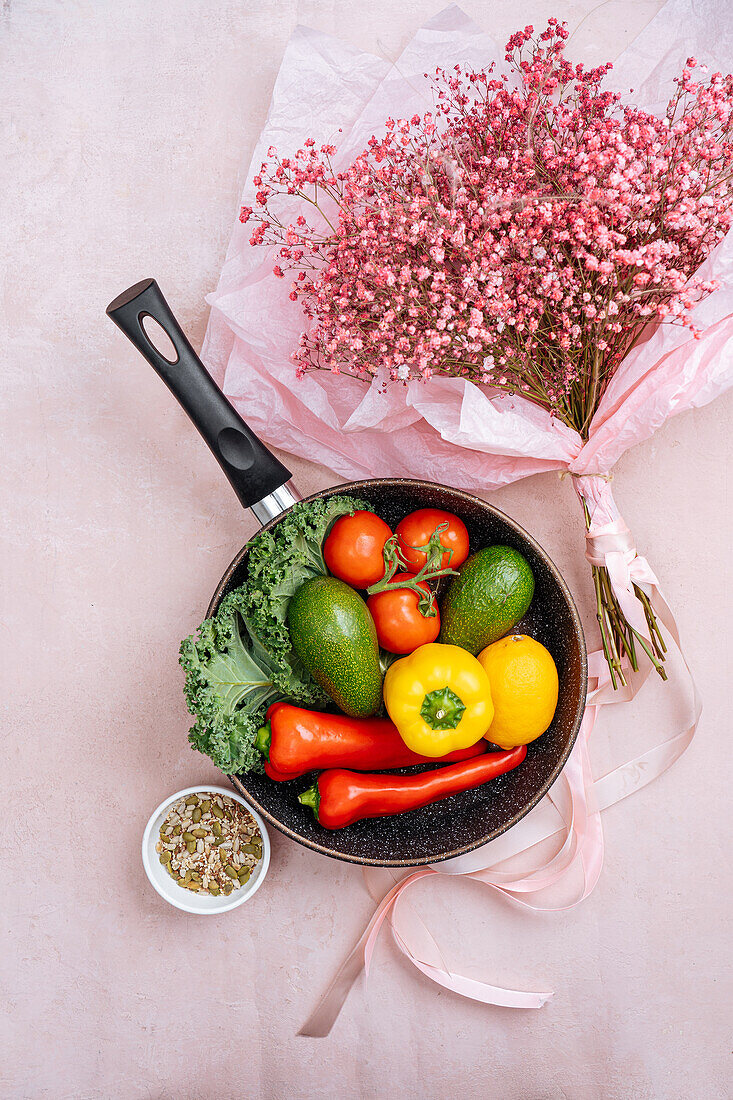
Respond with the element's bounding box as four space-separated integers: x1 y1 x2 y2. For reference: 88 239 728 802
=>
287 575 382 717
439 545 535 655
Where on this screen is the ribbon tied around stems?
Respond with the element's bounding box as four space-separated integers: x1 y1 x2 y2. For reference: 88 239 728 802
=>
298 474 702 1038
585 524 636 567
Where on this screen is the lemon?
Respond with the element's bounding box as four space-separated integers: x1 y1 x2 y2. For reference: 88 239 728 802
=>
477 635 559 749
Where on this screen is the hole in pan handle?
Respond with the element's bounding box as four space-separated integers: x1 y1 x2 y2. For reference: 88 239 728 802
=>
106 278 298 518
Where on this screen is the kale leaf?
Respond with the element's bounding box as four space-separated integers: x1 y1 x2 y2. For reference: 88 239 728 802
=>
240 494 369 662
180 495 369 774
180 587 324 774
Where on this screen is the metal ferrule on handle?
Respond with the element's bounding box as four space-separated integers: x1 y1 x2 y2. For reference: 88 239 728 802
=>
250 483 302 524
106 278 296 517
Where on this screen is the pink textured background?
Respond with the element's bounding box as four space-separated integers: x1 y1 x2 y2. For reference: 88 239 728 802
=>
2 2 731 1097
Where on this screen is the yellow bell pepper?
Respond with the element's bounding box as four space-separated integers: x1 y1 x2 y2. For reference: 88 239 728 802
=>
383 643 494 758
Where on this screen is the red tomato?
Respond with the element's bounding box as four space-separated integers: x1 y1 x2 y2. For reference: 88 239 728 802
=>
396 509 470 573
367 574 441 654
324 511 392 588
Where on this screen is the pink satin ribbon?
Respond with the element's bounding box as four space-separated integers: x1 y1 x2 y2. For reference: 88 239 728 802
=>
299 475 701 1037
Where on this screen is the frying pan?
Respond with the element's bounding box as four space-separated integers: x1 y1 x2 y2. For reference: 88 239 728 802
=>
107 278 587 867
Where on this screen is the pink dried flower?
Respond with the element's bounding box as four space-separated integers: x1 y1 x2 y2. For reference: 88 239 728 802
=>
243 20 733 434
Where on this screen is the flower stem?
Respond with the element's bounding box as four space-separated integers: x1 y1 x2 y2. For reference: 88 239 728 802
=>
582 500 668 686
591 561 624 689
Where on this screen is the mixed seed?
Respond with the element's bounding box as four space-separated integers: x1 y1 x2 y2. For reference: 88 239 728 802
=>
156 792 262 897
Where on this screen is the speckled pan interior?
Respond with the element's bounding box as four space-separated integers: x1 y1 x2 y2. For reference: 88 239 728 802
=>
208 479 587 867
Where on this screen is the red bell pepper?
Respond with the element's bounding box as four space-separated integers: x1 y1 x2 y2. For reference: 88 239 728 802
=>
298 745 527 829
256 703 487 781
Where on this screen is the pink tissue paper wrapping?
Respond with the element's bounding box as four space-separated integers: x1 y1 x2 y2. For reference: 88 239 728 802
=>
202 0 733 497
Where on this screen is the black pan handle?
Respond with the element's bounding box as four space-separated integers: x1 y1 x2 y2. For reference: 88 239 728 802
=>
106 278 292 511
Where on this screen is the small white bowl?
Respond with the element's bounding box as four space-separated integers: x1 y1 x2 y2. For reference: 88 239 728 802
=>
142 785 271 914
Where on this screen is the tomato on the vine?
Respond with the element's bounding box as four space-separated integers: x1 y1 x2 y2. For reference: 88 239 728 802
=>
396 509 470 573
367 574 441 654
324 510 392 588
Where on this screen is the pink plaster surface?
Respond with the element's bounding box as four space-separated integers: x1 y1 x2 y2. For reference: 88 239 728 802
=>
2 2 731 1097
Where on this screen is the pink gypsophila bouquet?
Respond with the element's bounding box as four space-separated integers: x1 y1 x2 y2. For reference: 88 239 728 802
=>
239 19 733 685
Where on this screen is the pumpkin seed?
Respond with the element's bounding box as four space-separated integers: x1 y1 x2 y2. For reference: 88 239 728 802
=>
156 790 262 899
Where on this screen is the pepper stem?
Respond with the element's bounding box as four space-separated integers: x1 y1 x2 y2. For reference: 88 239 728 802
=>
298 784 320 818
420 686 466 730
255 721 272 759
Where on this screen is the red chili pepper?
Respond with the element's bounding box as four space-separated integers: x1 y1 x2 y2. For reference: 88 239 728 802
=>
298 745 527 829
256 703 487 781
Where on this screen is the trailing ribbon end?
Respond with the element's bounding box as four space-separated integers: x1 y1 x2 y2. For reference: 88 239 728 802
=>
298 865 555 1036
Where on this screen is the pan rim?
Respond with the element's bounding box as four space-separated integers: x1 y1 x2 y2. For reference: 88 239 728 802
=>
206 477 588 868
